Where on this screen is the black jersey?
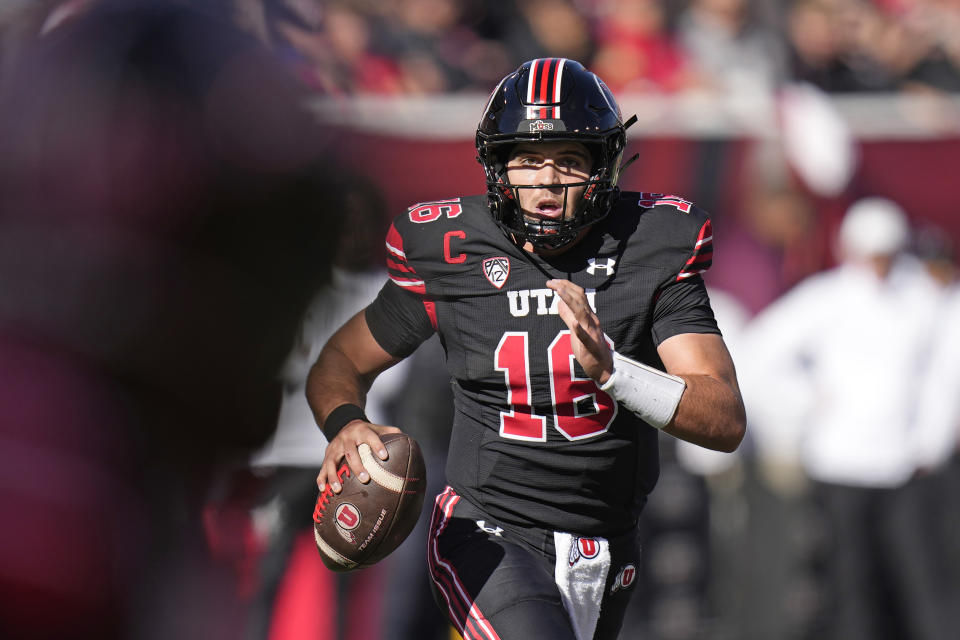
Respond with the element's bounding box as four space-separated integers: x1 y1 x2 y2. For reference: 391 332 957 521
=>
365 192 719 536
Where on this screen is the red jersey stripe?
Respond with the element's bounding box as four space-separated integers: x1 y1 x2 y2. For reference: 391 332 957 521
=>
386 257 416 274
388 275 426 294
688 250 714 263
676 219 714 281
386 221 428 294
385 223 406 260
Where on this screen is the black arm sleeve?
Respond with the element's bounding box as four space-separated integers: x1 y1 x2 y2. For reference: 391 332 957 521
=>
365 280 435 358
651 275 720 345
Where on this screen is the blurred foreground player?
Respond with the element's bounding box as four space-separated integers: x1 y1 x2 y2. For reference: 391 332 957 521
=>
309 58 746 640
242 177 411 640
0 1 345 637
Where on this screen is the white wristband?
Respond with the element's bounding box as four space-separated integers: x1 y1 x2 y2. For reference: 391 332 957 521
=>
600 352 686 429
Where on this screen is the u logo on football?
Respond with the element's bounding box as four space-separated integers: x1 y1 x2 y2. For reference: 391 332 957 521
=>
335 503 361 530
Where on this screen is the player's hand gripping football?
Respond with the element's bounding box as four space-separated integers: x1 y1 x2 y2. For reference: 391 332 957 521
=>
546 279 614 384
317 419 402 493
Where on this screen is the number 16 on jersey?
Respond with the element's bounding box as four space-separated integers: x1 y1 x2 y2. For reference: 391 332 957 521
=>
495 330 618 442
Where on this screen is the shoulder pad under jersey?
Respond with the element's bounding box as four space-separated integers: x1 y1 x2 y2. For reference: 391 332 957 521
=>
615 191 714 284
384 195 498 296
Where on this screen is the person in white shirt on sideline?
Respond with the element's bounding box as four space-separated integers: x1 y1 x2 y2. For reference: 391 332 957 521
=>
911 227 960 474
911 229 960 633
740 197 952 640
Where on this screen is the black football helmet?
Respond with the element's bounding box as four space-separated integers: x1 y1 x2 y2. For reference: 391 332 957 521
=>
476 58 636 250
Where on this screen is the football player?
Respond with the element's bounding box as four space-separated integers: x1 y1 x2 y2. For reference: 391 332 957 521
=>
308 58 746 640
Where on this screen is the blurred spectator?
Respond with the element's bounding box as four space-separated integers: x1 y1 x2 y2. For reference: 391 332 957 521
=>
254 0 511 95
911 228 960 635
895 0 960 92
861 0 960 91
496 0 595 69
129 0 960 97
913 223 958 287
786 0 897 92
908 224 960 471
787 0 960 94
741 197 953 640
591 0 700 94
377 0 512 93
0 0 350 637
268 0 404 94
676 0 787 96
786 0 845 91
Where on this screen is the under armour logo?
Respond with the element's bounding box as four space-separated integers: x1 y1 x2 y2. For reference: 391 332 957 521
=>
586 258 616 276
475 520 504 537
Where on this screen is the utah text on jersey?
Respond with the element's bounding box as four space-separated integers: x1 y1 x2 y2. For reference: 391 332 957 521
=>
507 288 598 317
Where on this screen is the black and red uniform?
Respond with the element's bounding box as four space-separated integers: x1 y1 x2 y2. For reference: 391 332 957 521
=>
365 192 718 640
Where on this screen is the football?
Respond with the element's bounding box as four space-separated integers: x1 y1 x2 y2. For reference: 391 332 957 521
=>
312 432 427 572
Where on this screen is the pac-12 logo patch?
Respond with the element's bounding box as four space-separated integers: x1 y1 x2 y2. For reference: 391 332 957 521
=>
483 256 510 289
610 563 637 594
335 503 360 544
568 536 601 566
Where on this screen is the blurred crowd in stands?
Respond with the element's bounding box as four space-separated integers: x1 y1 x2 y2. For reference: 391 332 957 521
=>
3 0 960 97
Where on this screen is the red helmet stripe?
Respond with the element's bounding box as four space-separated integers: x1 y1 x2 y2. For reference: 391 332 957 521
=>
539 58 552 104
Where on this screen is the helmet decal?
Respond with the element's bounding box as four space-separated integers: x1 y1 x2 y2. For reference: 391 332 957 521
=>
526 58 567 120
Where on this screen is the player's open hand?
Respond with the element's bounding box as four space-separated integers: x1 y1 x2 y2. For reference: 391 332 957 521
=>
317 420 402 493
546 278 614 383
